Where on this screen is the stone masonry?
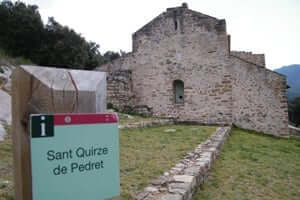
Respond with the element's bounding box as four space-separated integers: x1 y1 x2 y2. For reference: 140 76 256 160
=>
97 3 289 137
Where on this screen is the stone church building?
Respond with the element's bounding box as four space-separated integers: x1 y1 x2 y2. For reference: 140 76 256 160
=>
97 3 288 137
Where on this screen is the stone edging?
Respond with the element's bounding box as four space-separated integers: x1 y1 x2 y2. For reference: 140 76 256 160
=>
118 119 174 129
289 125 300 137
135 126 232 200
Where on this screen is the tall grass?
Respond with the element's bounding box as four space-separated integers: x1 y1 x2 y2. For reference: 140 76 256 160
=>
194 128 300 200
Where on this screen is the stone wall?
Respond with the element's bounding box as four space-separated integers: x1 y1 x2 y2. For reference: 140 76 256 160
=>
227 56 289 137
230 51 265 67
106 70 133 111
129 5 232 124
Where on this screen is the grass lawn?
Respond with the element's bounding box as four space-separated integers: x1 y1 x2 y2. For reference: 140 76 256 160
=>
120 125 216 199
0 135 13 200
194 128 300 200
0 124 216 200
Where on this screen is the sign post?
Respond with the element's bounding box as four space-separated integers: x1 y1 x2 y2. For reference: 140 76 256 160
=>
12 65 107 200
30 113 120 200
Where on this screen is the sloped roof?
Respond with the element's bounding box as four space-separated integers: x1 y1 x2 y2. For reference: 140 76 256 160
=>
133 3 220 36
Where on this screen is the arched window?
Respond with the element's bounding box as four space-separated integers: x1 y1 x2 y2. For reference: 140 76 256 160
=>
173 80 184 104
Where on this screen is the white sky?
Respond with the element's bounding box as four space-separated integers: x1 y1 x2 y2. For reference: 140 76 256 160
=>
18 0 300 70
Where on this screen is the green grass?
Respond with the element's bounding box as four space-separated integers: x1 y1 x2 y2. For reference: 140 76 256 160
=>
0 124 216 199
120 125 216 199
0 124 13 200
194 128 300 200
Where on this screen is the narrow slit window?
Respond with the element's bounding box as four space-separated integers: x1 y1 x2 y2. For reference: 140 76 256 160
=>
173 80 184 104
174 20 178 30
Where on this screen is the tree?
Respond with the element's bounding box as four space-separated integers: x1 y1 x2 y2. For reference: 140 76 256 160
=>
103 51 120 63
0 0 105 69
0 0 44 61
39 17 90 69
84 42 105 70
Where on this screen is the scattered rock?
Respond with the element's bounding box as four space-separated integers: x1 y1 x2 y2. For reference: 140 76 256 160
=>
164 129 176 133
0 65 14 93
159 194 182 200
0 124 5 141
173 175 194 183
117 112 134 119
0 90 11 125
144 186 159 193
127 114 134 119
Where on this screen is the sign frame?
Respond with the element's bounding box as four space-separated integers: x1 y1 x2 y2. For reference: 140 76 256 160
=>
30 113 120 200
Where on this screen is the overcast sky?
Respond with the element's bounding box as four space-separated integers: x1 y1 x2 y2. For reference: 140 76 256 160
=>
17 0 300 70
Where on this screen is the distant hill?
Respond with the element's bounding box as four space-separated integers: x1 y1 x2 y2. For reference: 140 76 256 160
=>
275 64 300 100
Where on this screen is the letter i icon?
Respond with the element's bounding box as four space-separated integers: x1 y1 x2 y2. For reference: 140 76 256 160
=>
31 115 53 138
41 116 46 137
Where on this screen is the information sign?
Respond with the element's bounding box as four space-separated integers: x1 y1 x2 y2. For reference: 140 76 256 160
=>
30 113 120 200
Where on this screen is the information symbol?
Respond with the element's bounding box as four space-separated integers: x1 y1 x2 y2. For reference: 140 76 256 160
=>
31 115 54 138
65 116 71 123
41 116 46 137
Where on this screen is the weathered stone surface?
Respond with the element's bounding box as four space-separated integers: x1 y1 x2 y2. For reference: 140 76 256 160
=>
144 186 159 193
0 90 11 125
11 65 106 200
173 175 194 183
0 124 5 141
289 125 300 137
231 51 265 67
159 194 182 200
169 182 191 192
97 3 288 137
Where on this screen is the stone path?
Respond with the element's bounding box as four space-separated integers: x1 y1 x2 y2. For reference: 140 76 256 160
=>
136 126 232 200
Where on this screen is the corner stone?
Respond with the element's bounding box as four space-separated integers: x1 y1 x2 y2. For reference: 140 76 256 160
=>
173 175 194 183
158 194 182 200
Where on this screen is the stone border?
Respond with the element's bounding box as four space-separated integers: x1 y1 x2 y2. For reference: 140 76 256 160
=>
136 126 232 200
289 125 300 137
119 119 174 129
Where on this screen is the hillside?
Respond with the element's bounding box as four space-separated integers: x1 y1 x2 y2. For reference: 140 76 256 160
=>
275 64 300 100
